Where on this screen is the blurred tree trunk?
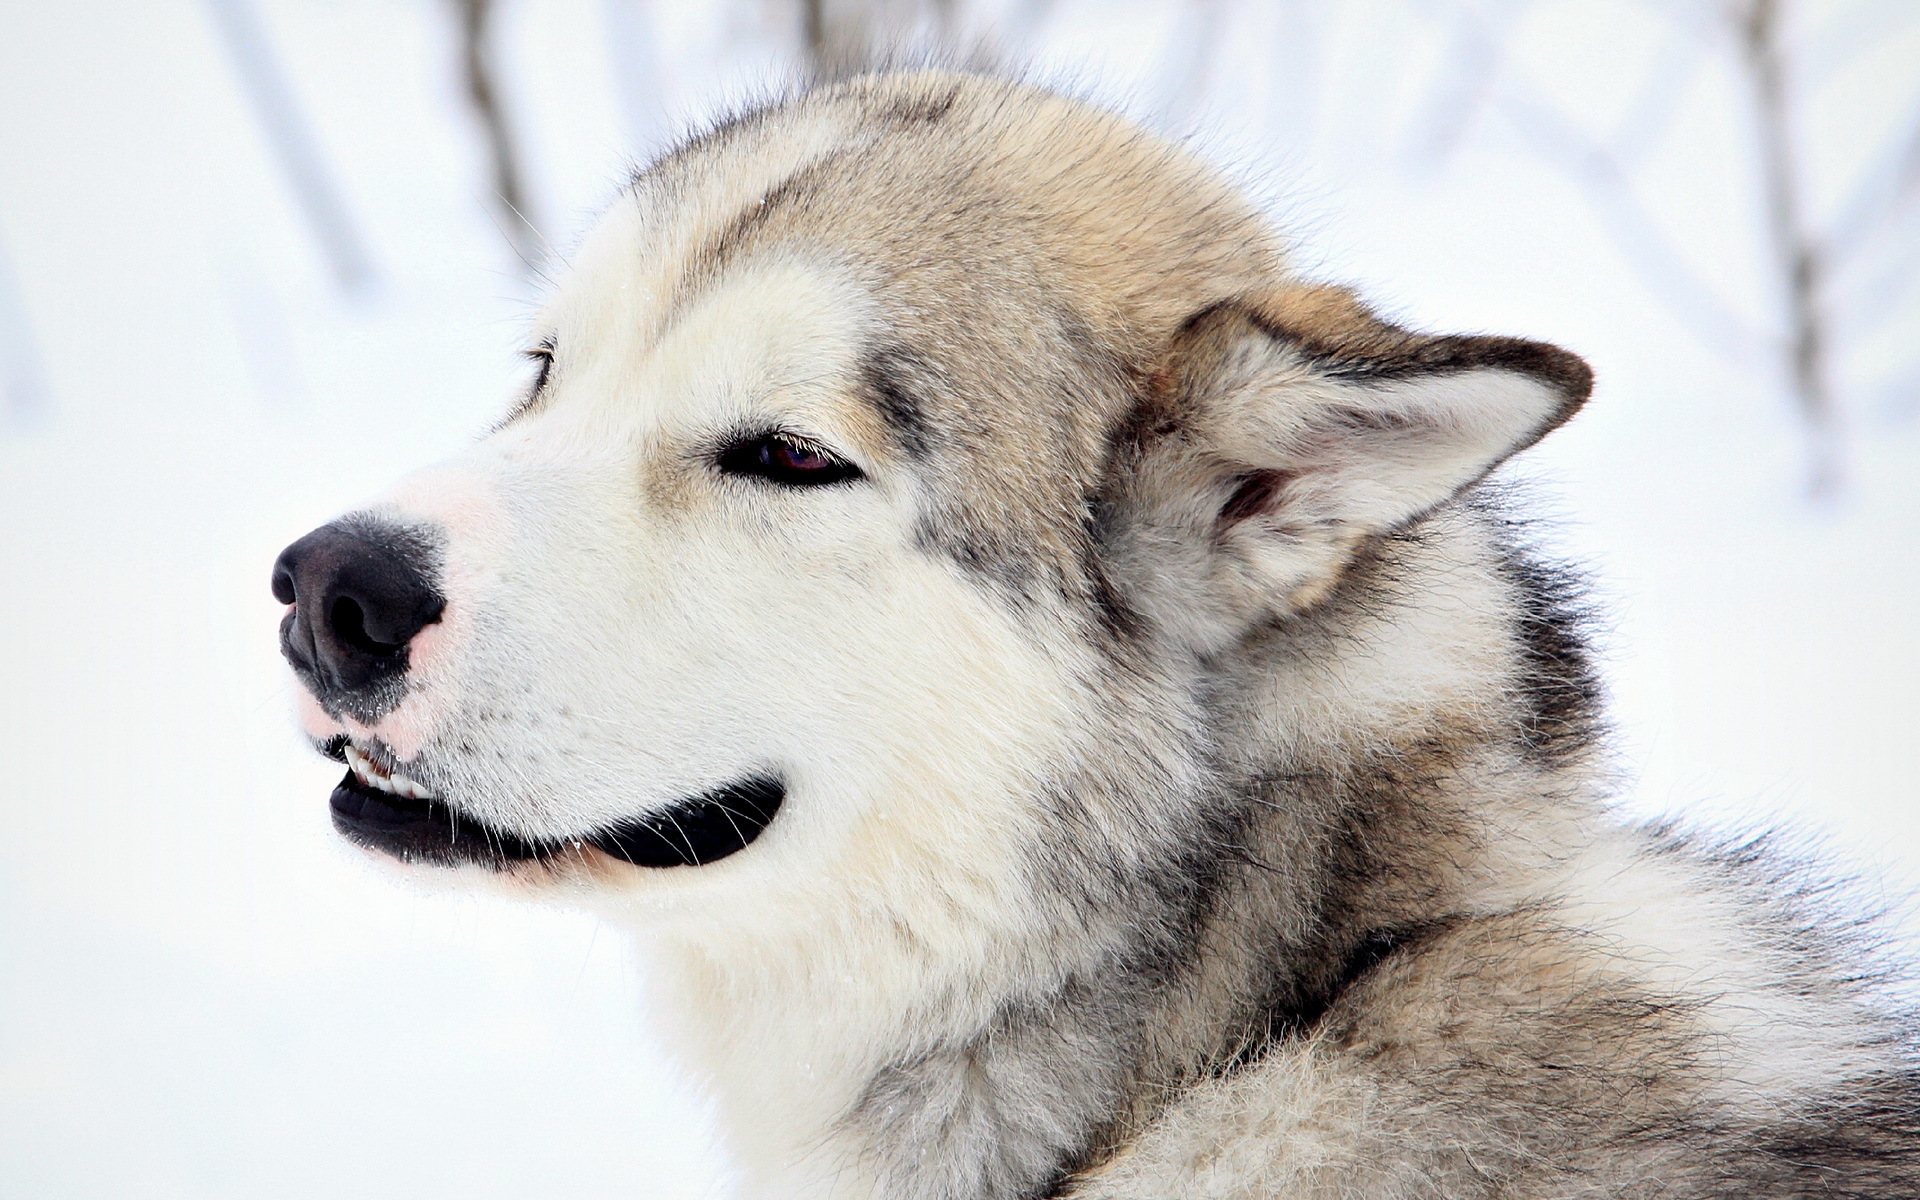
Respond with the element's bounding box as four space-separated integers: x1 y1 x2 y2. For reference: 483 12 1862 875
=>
453 0 544 275
0 229 45 424
206 0 375 297
1737 0 1839 497
799 0 958 78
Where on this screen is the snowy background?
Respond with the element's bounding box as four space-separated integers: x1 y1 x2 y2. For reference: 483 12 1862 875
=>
1 2 1916 1196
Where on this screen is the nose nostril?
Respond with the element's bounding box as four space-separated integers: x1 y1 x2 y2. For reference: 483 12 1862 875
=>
328 595 406 658
275 519 444 699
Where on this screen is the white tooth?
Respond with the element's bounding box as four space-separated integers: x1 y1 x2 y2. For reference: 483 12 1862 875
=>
344 742 434 800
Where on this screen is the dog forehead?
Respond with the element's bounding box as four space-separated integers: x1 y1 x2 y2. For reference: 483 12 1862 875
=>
552 71 1281 395
523 71 1295 574
523 203 896 463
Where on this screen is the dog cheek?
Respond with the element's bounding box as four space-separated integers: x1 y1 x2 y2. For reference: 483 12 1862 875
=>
295 688 347 742
343 688 442 763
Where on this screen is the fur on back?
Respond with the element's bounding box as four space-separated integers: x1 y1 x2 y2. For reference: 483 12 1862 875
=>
310 71 1920 1199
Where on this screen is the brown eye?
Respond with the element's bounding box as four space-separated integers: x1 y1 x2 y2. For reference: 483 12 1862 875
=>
769 441 829 472
717 433 863 487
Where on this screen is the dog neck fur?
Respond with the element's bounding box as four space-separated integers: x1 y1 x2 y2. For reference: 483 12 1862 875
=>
622 493 1583 1198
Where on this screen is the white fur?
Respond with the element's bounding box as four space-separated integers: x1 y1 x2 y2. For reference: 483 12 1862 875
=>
305 251 1115 1193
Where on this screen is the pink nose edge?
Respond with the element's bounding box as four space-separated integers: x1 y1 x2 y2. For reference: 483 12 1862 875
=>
290 621 445 762
295 688 347 742
328 463 489 761
341 680 437 761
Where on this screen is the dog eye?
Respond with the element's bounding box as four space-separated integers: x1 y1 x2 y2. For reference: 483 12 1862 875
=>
523 339 555 398
717 434 863 487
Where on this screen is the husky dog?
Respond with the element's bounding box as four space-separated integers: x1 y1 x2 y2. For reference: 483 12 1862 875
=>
273 72 1919 1198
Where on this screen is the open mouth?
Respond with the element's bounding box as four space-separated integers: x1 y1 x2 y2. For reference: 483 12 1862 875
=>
325 739 784 870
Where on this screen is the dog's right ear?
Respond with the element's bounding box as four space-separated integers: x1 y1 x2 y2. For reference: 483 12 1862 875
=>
1101 283 1591 652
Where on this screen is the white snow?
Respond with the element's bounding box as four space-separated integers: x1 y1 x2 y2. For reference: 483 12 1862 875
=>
0 2 1914 1196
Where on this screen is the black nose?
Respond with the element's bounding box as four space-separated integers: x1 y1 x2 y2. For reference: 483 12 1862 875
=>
272 519 445 706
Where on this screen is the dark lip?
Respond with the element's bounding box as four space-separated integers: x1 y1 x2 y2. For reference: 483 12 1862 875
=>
328 769 786 870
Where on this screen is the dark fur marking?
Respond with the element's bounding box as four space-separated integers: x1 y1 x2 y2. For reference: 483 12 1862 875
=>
1218 470 1288 526
700 150 854 273
1476 499 1605 764
862 346 939 458
916 520 1040 603
1732 1071 1920 1193
627 93 782 189
1221 921 1443 1075
1245 300 1594 404
882 84 961 126
1071 501 1150 642
1082 552 1146 641
1172 293 1593 441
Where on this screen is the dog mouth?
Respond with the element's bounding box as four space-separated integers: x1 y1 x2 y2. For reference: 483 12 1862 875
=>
323 738 785 870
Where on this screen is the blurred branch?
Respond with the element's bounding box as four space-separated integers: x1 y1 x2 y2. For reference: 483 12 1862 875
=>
1604 11 1709 169
1493 83 1767 366
1826 103 1920 266
1417 4 1765 365
1158 0 1230 127
1405 0 1528 174
1415 0 1879 496
602 0 664 154
1005 0 1061 45
0 228 47 425
1737 0 1840 496
797 0 961 78
205 0 376 298
802 0 833 74
453 0 545 276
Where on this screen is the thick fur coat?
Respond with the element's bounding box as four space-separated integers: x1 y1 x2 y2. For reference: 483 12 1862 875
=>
276 72 1920 1198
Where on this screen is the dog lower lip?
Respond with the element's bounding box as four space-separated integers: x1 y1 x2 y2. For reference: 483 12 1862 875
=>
328 771 786 870
330 771 547 865
586 776 785 867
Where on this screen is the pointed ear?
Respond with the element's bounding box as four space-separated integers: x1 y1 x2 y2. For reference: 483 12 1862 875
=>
1104 283 1591 649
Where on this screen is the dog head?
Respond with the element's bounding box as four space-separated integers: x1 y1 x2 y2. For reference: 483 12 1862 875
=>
275 73 1587 942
